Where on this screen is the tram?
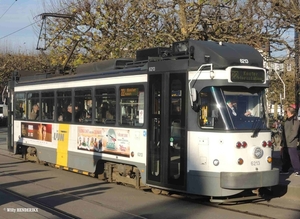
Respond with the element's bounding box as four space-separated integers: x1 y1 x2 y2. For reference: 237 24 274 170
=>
7 39 279 201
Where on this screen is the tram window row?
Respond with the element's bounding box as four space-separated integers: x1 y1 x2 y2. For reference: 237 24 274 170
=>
14 85 145 127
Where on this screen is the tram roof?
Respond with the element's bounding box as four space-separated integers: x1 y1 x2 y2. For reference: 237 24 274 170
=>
179 40 263 69
14 39 264 84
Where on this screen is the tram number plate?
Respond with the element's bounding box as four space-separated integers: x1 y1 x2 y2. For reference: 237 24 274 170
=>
251 161 260 166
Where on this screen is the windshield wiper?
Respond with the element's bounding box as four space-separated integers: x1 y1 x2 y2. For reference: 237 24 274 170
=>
251 118 264 138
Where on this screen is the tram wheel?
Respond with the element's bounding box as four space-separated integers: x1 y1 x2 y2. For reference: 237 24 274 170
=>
151 188 162 195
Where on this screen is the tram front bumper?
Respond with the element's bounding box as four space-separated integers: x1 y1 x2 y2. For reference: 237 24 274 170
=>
220 168 279 189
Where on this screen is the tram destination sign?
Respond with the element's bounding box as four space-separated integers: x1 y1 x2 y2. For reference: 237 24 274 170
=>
230 68 265 83
120 88 139 96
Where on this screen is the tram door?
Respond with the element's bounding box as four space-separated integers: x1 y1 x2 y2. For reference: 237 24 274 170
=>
147 73 186 189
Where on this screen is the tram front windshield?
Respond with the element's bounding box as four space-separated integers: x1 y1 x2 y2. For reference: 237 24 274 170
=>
199 86 268 130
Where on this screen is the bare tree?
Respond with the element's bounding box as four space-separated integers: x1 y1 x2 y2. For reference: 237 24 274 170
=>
0 52 49 86
39 1 277 67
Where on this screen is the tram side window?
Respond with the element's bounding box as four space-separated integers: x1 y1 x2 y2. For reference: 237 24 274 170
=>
15 93 26 119
119 85 144 126
57 90 72 122
74 89 92 123
41 91 54 121
95 88 116 124
27 92 40 120
199 87 225 129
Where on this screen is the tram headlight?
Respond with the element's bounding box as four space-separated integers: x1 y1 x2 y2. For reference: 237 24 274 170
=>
237 158 244 165
253 147 264 159
242 141 247 148
213 159 219 166
262 141 267 147
267 156 272 163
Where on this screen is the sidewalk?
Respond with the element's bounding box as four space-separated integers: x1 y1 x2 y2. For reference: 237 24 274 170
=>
271 150 300 200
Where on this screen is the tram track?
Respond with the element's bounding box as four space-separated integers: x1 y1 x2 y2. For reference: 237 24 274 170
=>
253 200 300 213
184 195 300 219
0 187 78 219
202 201 292 219
202 204 276 219
158 192 300 219
141 183 300 219
202 203 278 219
0 186 148 219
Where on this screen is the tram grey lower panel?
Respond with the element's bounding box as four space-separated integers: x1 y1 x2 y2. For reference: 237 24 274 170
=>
220 169 279 189
35 146 57 164
32 145 107 173
187 171 243 197
68 151 147 184
68 151 97 173
187 169 280 197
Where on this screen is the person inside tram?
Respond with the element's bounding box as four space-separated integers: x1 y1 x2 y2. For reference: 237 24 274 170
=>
244 109 253 117
55 107 63 121
64 104 72 122
29 104 39 120
18 102 25 119
101 102 108 123
226 100 237 116
227 100 253 117
58 113 63 121
172 105 181 115
75 105 83 122
101 102 114 123
85 101 93 120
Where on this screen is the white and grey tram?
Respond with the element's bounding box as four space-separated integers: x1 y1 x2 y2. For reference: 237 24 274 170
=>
7 39 279 202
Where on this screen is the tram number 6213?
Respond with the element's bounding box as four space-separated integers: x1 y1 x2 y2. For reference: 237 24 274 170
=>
251 161 260 166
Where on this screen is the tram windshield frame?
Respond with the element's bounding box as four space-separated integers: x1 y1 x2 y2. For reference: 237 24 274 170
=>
198 86 268 130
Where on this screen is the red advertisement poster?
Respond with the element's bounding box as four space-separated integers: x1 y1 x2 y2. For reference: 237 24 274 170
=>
21 122 52 142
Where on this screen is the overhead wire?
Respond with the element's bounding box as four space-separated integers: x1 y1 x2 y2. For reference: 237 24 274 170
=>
0 1 78 42
0 20 40 40
0 0 17 20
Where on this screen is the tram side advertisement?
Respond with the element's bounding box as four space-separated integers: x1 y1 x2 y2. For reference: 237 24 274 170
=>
21 122 52 142
77 126 130 157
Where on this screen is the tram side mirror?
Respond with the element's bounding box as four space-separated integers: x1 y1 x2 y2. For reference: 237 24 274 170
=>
191 88 197 102
191 88 200 112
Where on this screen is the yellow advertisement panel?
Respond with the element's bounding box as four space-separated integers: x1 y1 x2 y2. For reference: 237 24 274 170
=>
56 124 69 166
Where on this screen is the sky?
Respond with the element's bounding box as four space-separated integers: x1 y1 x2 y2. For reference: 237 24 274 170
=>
0 0 295 57
0 0 51 53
